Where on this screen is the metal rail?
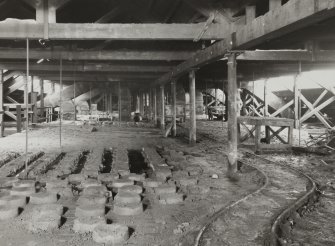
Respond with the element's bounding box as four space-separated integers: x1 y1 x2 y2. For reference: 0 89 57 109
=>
193 132 319 246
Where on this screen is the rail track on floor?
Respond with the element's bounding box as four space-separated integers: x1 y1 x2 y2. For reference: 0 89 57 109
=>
191 130 319 246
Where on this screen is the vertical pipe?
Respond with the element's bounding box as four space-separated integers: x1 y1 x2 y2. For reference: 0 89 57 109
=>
25 39 29 175
205 81 208 119
189 70 196 144
227 54 238 177
59 57 63 151
0 70 3 137
215 88 218 106
160 85 165 130
171 80 177 137
154 88 157 126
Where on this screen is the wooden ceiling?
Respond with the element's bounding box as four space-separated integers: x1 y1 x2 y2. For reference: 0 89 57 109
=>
0 0 335 93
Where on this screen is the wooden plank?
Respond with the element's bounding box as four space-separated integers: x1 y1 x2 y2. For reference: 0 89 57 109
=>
238 116 294 126
0 21 226 40
270 100 294 117
4 111 17 121
0 48 195 61
300 94 335 126
3 104 33 109
236 50 314 61
164 122 173 138
268 126 287 144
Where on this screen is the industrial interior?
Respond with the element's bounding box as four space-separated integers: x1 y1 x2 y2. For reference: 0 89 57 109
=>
0 0 335 245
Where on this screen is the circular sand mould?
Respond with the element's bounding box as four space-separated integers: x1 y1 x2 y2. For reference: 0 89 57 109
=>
92 224 129 245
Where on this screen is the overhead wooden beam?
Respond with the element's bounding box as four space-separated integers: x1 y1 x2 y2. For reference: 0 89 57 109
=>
0 21 226 40
235 0 335 49
34 73 160 82
236 50 326 61
155 0 335 85
0 48 195 61
182 0 233 24
0 62 174 73
269 0 282 11
156 40 231 85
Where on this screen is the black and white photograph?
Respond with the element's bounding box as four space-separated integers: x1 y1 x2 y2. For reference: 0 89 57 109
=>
0 0 335 245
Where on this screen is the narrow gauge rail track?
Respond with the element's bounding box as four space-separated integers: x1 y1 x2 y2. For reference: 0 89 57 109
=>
191 130 318 246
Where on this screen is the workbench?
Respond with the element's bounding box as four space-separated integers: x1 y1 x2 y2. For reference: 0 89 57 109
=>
238 116 294 154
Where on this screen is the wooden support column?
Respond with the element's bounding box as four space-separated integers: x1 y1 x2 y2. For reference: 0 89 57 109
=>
145 92 147 117
39 78 44 117
264 79 270 143
110 86 113 114
189 70 196 144
154 87 157 126
0 69 3 137
118 82 121 125
294 74 300 129
30 76 34 103
160 85 165 130
227 54 238 176
171 80 177 137
269 0 281 11
139 92 143 115
32 92 38 123
51 82 55 94
245 6 256 24
16 105 22 133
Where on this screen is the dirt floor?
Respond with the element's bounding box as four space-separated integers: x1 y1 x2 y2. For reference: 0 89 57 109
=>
1 119 334 245
0 120 261 246
193 119 335 246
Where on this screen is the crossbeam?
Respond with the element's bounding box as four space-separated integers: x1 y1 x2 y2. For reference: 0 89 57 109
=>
0 21 226 40
0 62 174 73
0 48 195 61
155 0 335 85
